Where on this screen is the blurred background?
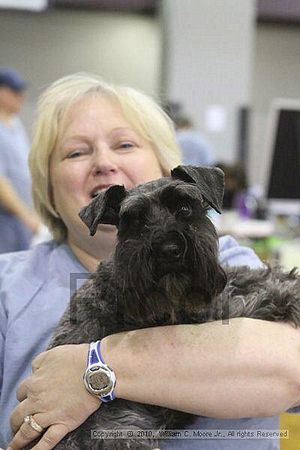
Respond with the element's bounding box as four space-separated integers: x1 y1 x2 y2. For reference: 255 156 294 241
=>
1 0 299 188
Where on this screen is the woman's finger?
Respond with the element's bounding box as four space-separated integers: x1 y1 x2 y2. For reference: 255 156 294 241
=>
8 422 69 450
8 413 47 450
16 376 31 402
10 398 31 435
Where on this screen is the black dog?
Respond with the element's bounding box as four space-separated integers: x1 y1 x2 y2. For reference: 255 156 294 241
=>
27 165 300 449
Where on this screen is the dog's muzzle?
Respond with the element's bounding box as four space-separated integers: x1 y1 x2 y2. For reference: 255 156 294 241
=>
152 231 186 262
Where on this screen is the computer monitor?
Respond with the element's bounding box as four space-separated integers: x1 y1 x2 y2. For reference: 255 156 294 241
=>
263 98 300 216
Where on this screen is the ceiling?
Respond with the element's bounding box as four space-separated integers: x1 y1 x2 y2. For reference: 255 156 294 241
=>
52 0 159 14
2 1 299 23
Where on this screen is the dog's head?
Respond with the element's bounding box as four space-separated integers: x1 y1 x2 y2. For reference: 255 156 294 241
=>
80 165 226 303
80 165 224 234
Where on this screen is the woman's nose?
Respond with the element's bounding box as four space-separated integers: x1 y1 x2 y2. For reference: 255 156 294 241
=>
91 147 118 175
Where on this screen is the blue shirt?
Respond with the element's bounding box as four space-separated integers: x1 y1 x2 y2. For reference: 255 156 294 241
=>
0 237 287 448
0 117 33 253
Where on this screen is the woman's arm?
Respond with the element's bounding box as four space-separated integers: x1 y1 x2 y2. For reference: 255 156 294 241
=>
8 318 300 450
0 177 40 234
106 318 300 417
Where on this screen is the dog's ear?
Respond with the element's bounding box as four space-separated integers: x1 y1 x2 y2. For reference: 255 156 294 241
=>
171 165 224 213
79 185 127 236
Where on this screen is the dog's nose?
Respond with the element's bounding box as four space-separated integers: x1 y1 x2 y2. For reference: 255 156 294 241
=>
157 241 182 260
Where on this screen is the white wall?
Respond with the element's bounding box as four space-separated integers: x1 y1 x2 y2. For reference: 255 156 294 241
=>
249 23 300 187
0 9 161 133
162 0 256 163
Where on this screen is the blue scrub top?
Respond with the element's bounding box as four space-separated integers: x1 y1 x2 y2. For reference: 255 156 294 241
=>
0 118 33 252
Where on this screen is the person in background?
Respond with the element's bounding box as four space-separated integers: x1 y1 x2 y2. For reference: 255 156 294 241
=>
0 68 40 253
217 162 248 210
217 162 267 220
2 74 300 450
175 114 216 166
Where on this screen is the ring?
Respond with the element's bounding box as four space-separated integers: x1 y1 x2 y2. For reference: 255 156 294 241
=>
24 415 44 433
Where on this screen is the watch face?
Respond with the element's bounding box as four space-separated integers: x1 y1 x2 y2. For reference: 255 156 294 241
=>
84 364 115 398
90 368 110 390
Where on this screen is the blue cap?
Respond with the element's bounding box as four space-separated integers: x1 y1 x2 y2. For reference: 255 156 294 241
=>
0 68 27 91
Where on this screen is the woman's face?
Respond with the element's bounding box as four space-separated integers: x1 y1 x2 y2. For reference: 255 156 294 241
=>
50 95 163 245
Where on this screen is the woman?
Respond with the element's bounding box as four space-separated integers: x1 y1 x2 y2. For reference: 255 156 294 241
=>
1 73 300 450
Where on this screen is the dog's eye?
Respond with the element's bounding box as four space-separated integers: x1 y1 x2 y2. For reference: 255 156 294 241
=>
177 204 192 218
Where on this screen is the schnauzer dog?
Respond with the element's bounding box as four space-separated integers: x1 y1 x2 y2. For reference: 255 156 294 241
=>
27 165 300 449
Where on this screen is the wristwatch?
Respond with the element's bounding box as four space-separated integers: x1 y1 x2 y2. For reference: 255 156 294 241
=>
83 340 116 402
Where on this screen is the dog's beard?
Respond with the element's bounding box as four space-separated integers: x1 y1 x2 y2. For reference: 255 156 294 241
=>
114 239 154 295
156 228 226 299
113 226 226 327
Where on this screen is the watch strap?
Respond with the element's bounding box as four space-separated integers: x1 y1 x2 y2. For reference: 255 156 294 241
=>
87 340 116 402
89 340 106 365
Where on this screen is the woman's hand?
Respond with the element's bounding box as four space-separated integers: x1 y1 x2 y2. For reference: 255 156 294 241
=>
8 344 100 450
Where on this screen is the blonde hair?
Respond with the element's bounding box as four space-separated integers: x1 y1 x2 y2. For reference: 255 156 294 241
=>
29 73 182 242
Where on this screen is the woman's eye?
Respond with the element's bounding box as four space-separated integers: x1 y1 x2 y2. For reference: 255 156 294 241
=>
118 142 135 150
67 148 88 158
